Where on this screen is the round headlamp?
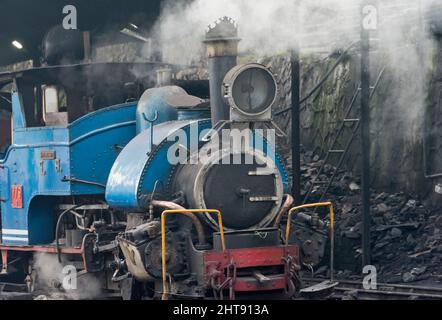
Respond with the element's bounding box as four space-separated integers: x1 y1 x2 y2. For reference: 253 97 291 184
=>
223 63 278 117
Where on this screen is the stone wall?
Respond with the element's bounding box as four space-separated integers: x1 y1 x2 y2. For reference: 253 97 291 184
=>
263 49 436 203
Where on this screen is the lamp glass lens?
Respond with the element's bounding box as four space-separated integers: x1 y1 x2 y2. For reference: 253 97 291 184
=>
231 67 276 114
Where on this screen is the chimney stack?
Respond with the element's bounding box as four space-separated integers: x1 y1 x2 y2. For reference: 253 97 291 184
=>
203 17 240 126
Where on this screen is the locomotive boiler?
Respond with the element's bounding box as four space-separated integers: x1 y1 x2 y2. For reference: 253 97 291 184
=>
0 17 329 300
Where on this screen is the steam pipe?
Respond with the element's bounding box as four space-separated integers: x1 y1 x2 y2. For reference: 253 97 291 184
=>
151 200 206 245
273 194 294 227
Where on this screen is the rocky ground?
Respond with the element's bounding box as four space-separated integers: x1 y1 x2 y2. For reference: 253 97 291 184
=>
287 150 442 285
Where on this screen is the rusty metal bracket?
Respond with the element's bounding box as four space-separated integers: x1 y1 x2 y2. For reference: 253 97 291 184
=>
210 259 236 300
282 255 296 297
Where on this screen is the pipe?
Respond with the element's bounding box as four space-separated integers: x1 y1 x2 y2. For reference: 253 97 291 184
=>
290 50 301 203
61 176 106 188
203 17 240 126
151 200 206 245
55 204 84 262
273 194 294 227
360 14 371 267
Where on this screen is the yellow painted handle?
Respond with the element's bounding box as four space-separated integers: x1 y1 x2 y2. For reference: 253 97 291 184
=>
160 209 225 300
284 202 334 244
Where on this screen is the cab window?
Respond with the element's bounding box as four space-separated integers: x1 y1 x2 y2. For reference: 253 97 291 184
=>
42 85 68 125
0 90 12 157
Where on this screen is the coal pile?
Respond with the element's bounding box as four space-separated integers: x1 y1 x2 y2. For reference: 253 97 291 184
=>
287 151 442 284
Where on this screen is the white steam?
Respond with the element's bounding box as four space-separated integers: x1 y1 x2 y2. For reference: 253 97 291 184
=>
153 1 436 114
32 253 102 300
151 0 439 65
151 0 439 140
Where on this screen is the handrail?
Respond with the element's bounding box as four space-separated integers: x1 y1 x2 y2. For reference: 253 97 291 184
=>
285 202 335 281
160 209 225 300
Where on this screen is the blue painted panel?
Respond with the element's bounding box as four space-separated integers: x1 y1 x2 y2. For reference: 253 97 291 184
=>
137 120 212 200
106 120 212 209
13 127 69 146
69 103 137 194
68 103 136 139
0 165 9 202
0 144 72 245
11 92 25 129
252 131 290 192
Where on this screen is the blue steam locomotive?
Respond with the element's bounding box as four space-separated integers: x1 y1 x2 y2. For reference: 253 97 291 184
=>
0 18 328 299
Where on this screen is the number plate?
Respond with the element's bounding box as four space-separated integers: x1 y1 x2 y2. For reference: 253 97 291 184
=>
41 150 56 160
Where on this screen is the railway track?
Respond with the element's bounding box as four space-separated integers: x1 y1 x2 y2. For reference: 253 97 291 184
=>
301 277 442 300
2 275 442 300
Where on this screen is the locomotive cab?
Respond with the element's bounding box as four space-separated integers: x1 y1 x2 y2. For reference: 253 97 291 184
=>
0 62 171 296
